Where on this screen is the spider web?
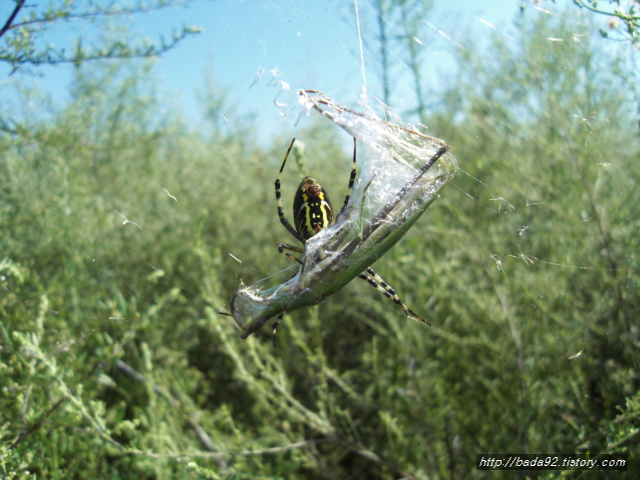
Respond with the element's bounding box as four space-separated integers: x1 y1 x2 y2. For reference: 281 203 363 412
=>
227 89 457 338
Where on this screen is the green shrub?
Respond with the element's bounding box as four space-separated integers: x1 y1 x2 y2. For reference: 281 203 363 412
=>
1 9 638 479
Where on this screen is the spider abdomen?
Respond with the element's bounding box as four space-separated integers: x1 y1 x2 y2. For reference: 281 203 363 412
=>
293 176 334 240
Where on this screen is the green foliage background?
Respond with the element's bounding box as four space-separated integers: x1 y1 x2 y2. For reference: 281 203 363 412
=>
1 8 639 480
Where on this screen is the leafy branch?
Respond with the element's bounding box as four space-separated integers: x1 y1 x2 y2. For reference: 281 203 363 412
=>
0 0 201 73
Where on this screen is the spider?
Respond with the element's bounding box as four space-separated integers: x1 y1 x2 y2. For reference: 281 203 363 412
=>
271 137 431 346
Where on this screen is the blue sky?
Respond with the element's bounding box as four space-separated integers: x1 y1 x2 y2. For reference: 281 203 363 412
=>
145 0 525 135
1 1 554 139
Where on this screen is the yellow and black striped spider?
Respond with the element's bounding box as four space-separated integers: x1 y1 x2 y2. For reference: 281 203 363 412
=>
271 137 430 346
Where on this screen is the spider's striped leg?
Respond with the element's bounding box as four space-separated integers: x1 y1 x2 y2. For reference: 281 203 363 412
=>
277 242 304 265
275 138 306 243
340 137 358 214
272 313 284 348
358 267 431 327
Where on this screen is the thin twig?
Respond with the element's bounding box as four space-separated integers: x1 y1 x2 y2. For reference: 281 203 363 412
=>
10 398 66 449
0 0 24 38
